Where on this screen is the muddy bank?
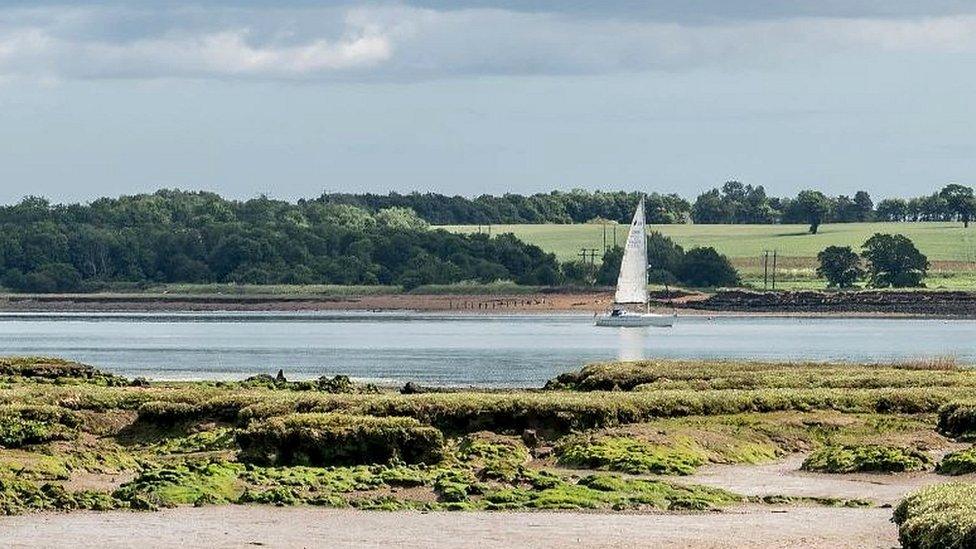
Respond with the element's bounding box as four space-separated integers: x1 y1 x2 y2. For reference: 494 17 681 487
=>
663 455 971 506
0 506 896 549
679 289 976 316
0 291 619 314
2 288 975 317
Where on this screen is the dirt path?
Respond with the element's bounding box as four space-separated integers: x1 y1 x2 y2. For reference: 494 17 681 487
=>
666 455 969 505
0 506 897 549
2 457 930 548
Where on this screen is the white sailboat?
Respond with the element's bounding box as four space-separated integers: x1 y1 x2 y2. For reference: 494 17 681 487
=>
595 196 675 328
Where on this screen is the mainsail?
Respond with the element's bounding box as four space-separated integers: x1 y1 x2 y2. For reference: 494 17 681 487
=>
613 197 648 304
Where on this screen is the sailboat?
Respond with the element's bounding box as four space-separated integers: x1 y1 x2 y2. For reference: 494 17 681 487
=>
595 196 675 328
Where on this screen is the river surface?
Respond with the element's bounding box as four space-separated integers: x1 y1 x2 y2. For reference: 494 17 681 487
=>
0 312 973 387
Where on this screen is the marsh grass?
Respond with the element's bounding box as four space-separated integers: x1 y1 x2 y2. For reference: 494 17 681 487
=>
555 412 941 476
936 446 976 476
0 356 970 516
547 358 973 392
801 445 932 473
894 483 976 549
236 413 445 466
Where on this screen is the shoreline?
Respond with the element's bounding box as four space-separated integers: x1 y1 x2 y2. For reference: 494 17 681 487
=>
0 290 974 318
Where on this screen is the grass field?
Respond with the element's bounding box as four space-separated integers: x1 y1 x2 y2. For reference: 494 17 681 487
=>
443 222 976 290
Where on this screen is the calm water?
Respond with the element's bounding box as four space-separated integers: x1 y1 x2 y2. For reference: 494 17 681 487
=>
0 312 973 387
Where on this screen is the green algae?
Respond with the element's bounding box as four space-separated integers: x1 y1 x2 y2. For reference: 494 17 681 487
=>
801 444 932 473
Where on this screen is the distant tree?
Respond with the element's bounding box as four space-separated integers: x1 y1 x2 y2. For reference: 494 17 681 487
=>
861 234 929 288
676 247 740 287
832 195 859 223
939 183 976 228
561 260 598 285
646 231 684 274
375 207 429 231
918 193 948 221
690 189 727 224
690 182 779 224
875 198 908 222
793 190 832 234
816 246 864 288
853 191 874 222
644 193 692 224
645 231 684 285
20 263 82 293
596 247 623 286
1 269 26 291
311 203 376 230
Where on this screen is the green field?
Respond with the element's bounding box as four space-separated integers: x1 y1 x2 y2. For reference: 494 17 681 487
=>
443 222 976 290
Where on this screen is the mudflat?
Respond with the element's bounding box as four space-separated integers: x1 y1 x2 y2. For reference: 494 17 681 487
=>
0 506 896 549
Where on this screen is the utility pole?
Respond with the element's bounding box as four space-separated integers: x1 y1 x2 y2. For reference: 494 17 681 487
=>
762 251 770 291
602 222 607 251
580 248 599 264
772 250 778 291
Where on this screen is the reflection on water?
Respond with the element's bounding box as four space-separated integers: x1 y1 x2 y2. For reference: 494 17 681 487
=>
616 328 647 361
0 312 973 386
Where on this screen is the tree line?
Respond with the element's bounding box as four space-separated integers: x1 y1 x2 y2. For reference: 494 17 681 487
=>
0 191 565 293
317 183 976 228
318 190 690 225
0 190 745 293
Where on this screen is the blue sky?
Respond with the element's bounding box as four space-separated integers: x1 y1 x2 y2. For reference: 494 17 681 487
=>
1 1 975 203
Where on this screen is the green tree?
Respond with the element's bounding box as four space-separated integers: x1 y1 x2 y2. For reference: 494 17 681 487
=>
876 198 908 222
690 189 727 224
676 247 740 287
596 247 623 286
794 190 832 234
646 231 684 284
939 183 976 228
816 246 864 288
561 260 598 285
853 191 874 222
861 234 929 288
375 207 429 231
21 263 82 293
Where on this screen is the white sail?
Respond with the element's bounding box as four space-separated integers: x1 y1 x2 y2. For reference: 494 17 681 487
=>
613 197 648 304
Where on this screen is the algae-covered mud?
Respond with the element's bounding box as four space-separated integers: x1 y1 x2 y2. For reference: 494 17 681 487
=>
1 356 976 547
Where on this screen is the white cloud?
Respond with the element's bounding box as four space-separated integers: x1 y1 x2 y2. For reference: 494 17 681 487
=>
0 5 975 82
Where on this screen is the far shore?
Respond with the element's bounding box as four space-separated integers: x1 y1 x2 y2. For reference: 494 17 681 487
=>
0 288 974 318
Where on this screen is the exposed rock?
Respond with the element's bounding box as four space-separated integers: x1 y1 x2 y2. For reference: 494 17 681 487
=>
401 382 423 394
682 290 976 316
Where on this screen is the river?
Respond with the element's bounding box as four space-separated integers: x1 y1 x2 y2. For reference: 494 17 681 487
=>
0 312 972 387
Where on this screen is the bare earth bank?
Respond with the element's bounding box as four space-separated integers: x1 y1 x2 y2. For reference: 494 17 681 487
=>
0 506 896 549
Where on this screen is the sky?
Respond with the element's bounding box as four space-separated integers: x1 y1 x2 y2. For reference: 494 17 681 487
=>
1 1 975 204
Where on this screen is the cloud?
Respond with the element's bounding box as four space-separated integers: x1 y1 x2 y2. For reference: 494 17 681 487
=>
1 4 976 82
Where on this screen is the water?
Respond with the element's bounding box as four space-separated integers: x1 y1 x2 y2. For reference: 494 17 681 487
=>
0 312 973 387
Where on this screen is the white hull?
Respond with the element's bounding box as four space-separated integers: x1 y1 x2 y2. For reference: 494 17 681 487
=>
595 313 675 328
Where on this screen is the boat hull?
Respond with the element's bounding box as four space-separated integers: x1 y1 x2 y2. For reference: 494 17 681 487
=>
595 313 675 328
